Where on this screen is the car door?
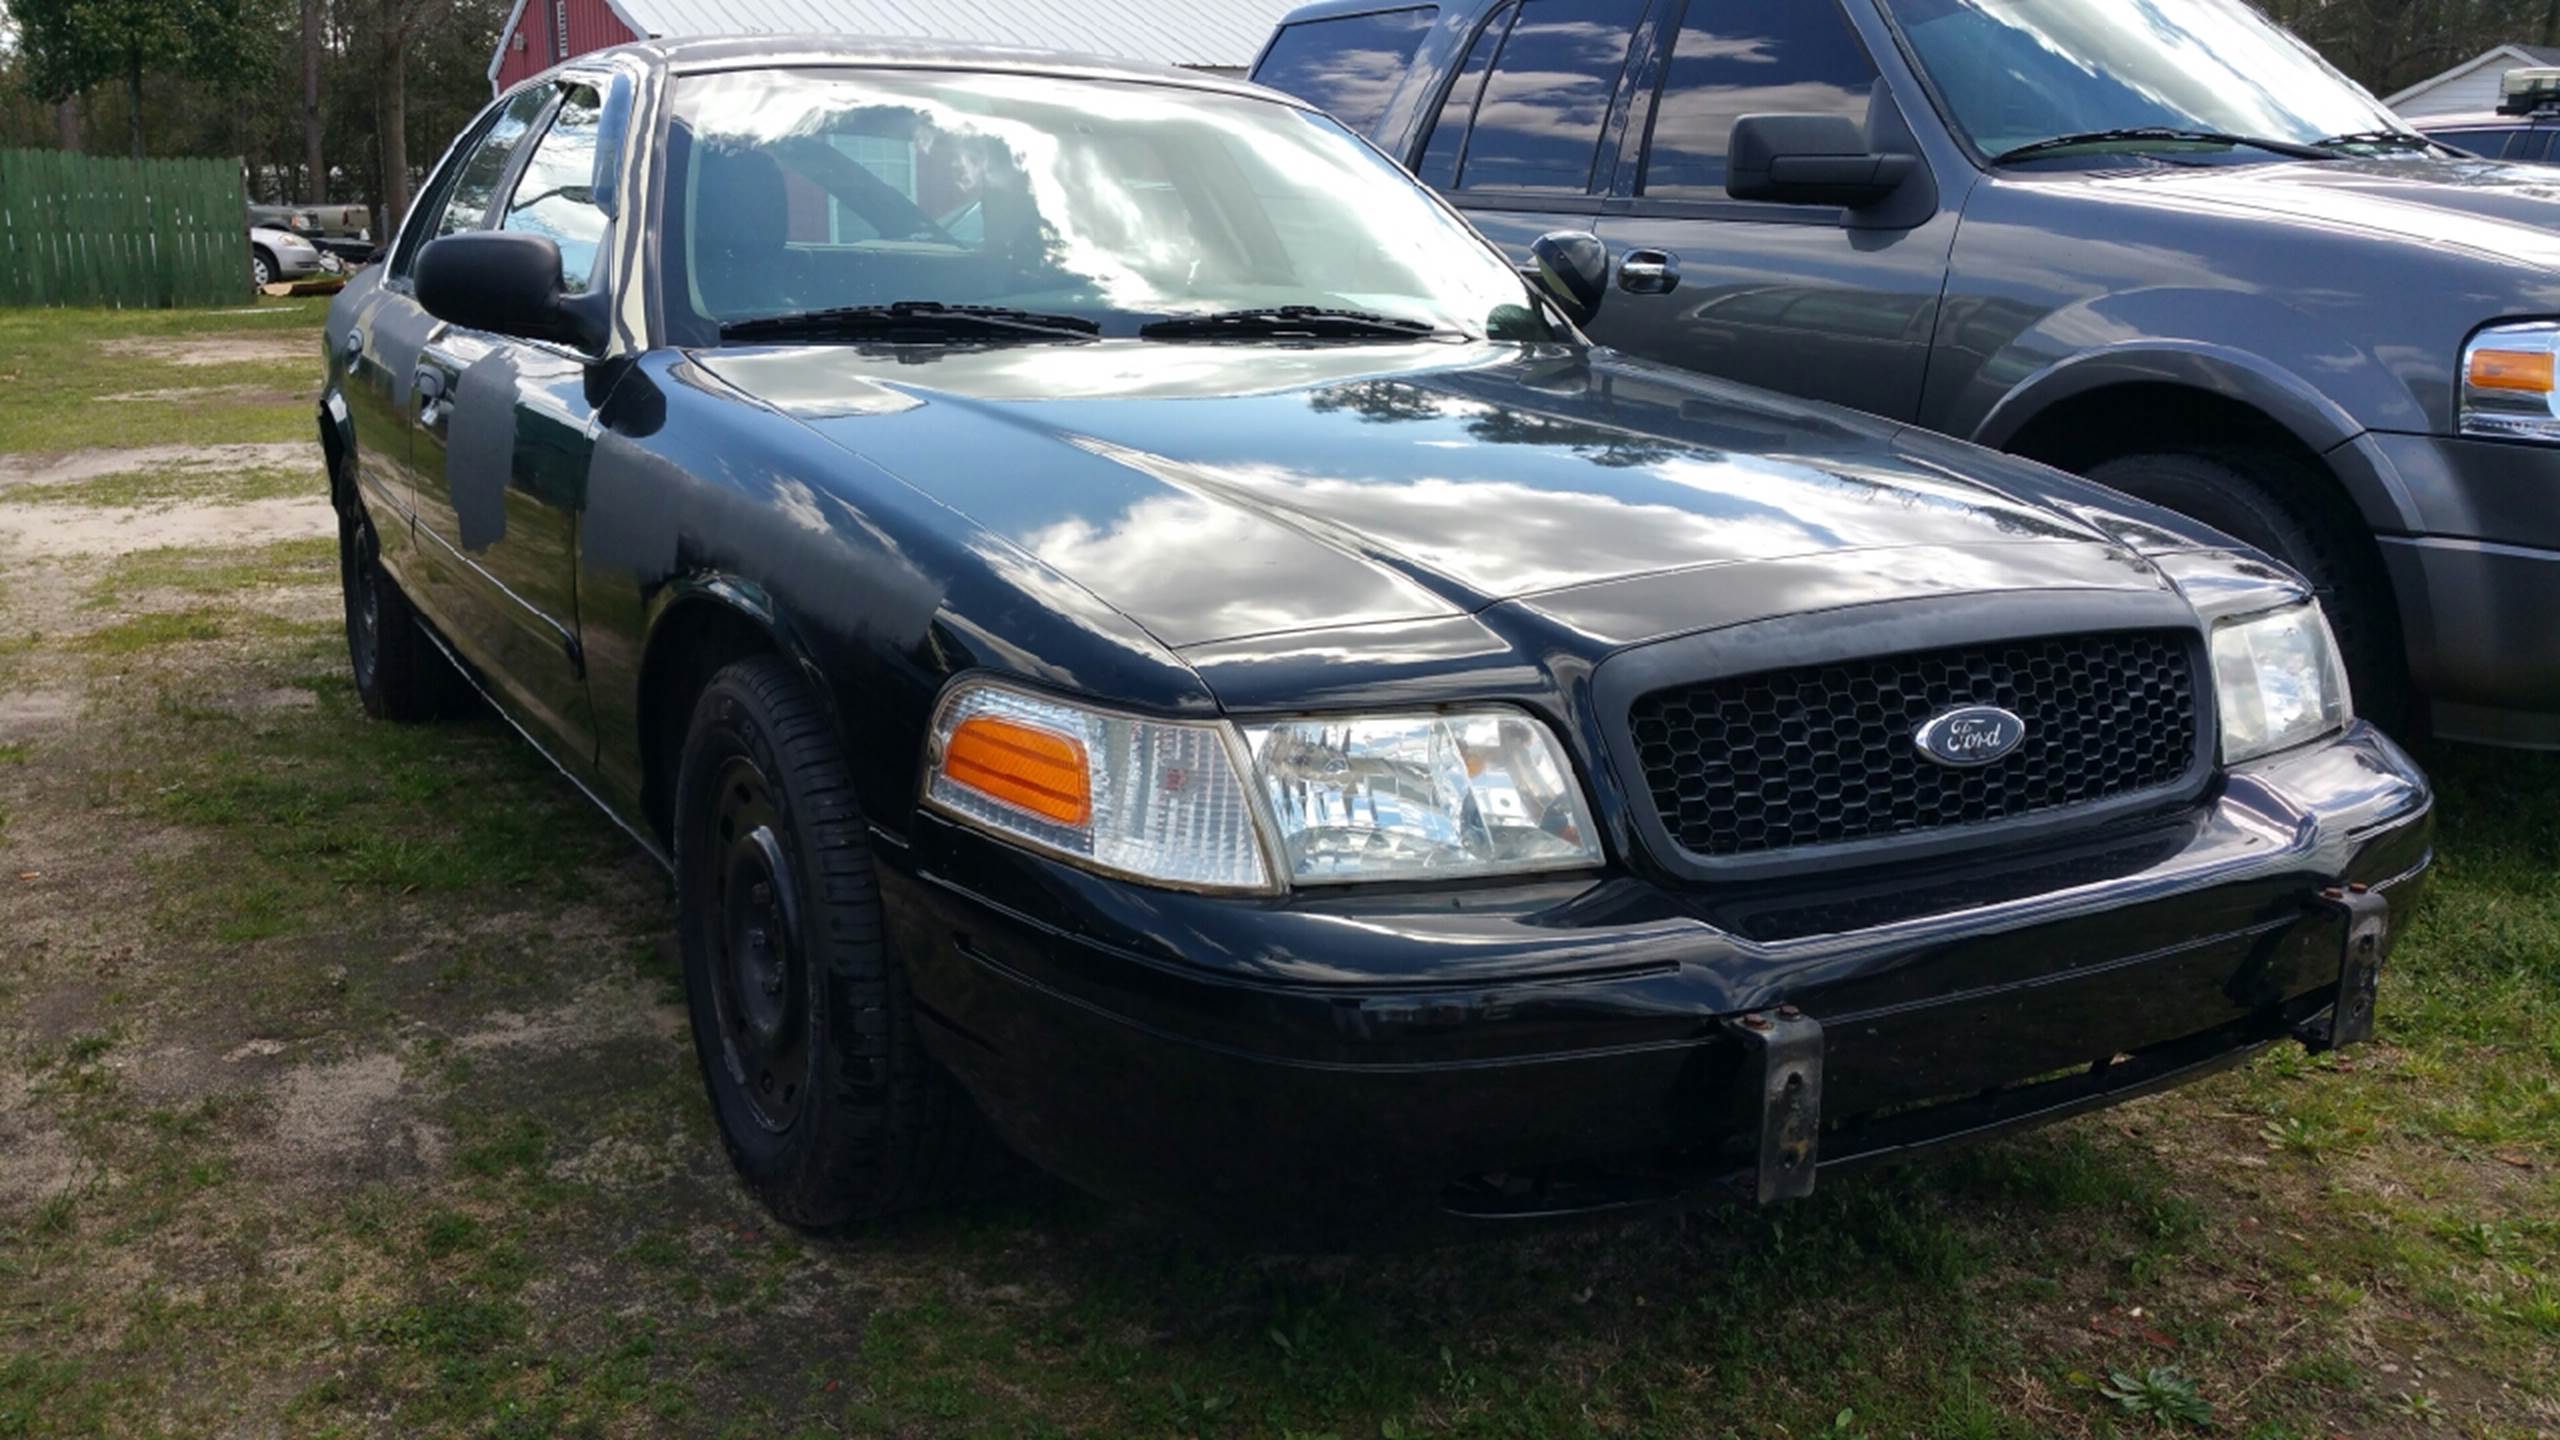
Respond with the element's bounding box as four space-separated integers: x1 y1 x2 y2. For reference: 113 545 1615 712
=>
1591 0 1957 420
1412 0 1652 259
408 77 622 766
341 88 553 594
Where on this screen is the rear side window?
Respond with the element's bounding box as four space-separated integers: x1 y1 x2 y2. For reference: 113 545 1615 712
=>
2507 128 2554 161
1415 2 1512 186
1426 0 1649 193
1641 0 1876 196
1254 7 1439 133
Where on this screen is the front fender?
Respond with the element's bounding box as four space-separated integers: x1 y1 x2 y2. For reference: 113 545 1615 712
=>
1962 328 2428 536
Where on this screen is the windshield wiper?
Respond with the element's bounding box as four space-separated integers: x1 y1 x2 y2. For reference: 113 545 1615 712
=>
719 301 1099 344
1992 127 2335 164
1138 305 1451 342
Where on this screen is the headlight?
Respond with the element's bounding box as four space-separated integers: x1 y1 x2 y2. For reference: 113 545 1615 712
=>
924 687 1605 891
923 683 1273 893
2459 322 2560 443
2212 604 2352 763
1243 710 1600 884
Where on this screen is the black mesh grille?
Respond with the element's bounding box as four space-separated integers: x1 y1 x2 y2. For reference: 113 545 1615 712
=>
1628 630 2201 860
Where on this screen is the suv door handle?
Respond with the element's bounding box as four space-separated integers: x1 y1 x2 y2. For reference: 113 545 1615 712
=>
1618 249 1682 295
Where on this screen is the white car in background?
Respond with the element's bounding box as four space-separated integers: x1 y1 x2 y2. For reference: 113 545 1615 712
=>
248 224 335 288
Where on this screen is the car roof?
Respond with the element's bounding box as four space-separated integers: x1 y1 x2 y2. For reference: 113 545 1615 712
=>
562 33 1295 106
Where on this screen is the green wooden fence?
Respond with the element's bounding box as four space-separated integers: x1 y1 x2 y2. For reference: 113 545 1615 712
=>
0 150 248 309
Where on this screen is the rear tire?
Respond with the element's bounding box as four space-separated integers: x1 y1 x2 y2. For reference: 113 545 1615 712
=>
673 656 983 1227
338 500 470 722
2085 448 2407 732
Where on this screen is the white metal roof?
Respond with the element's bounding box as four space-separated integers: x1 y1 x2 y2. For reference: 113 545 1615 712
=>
610 0 1300 69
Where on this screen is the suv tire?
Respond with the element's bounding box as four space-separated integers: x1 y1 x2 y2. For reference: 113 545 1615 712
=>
2086 449 2405 731
338 500 470 722
673 656 985 1227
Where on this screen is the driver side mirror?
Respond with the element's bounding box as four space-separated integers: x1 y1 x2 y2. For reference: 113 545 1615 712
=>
1727 113 1918 208
414 231 608 352
1527 230 1609 327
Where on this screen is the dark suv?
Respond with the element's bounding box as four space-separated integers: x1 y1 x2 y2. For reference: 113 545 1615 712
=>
1254 0 2560 747
2413 67 2560 164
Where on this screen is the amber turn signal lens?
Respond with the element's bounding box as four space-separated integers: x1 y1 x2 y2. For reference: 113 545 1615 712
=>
2469 348 2556 394
941 716 1092 827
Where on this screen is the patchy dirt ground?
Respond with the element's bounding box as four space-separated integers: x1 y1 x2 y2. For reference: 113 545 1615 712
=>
3 303 2558 1439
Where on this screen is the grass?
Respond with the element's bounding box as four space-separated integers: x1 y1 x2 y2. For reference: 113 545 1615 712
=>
12 464 317 510
0 297 326 453
0 303 2557 1436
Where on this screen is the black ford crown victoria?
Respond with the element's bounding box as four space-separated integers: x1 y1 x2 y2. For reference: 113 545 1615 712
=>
320 37 2432 1237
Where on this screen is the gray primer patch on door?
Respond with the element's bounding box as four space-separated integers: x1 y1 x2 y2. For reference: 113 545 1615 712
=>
447 350 521 551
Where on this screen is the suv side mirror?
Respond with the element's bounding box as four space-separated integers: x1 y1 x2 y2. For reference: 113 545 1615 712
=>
414 231 607 352
1527 230 1609 326
1727 114 1918 209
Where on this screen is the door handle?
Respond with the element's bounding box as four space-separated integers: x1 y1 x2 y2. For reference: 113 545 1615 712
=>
412 366 446 424
1618 249 1682 295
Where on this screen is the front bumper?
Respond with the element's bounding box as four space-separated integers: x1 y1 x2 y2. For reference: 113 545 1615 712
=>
882 722 2431 1237
2347 432 2560 746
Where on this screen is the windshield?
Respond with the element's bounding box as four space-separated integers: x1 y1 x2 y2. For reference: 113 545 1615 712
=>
662 67 1554 345
1877 0 2409 159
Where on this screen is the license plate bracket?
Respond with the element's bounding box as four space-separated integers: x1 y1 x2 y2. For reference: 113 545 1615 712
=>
1728 1008 1824 1203
2304 885 2388 1053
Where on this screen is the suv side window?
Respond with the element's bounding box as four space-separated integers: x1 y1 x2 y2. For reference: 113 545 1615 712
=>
2507 128 2553 162
2426 126 2501 156
391 87 554 279
1639 0 1876 196
1254 6 1440 133
501 83 609 292
1415 2 1512 186
1434 0 1650 193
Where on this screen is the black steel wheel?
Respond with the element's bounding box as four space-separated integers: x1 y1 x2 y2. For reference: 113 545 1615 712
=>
337 498 468 722
673 655 986 1227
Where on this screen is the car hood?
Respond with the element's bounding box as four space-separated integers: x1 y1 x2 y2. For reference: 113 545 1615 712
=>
697 341 2203 650
2047 154 2560 270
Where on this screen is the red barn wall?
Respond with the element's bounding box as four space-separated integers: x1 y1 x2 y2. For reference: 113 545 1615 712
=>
493 0 640 92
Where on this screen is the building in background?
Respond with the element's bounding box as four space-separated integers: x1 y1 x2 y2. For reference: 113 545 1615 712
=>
488 0 1298 91
2385 43 2560 118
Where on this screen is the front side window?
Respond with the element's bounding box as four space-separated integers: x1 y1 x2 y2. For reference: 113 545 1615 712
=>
1451 0 1649 191
1253 7 1440 133
503 84 609 291
662 67 1554 344
1878 0 2407 159
435 88 553 241
1641 0 1876 195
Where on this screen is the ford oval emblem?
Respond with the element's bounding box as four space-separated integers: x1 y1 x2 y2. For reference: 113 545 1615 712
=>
1913 705 2027 768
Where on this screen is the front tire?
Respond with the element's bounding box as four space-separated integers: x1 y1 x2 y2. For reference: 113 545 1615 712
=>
251 248 275 288
338 500 468 722
2086 448 2407 731
674 656 981 1227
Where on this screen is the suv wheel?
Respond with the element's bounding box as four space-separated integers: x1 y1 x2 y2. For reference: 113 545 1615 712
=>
673 656 985 1227
338 500 469 721
2086 449 2406 731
